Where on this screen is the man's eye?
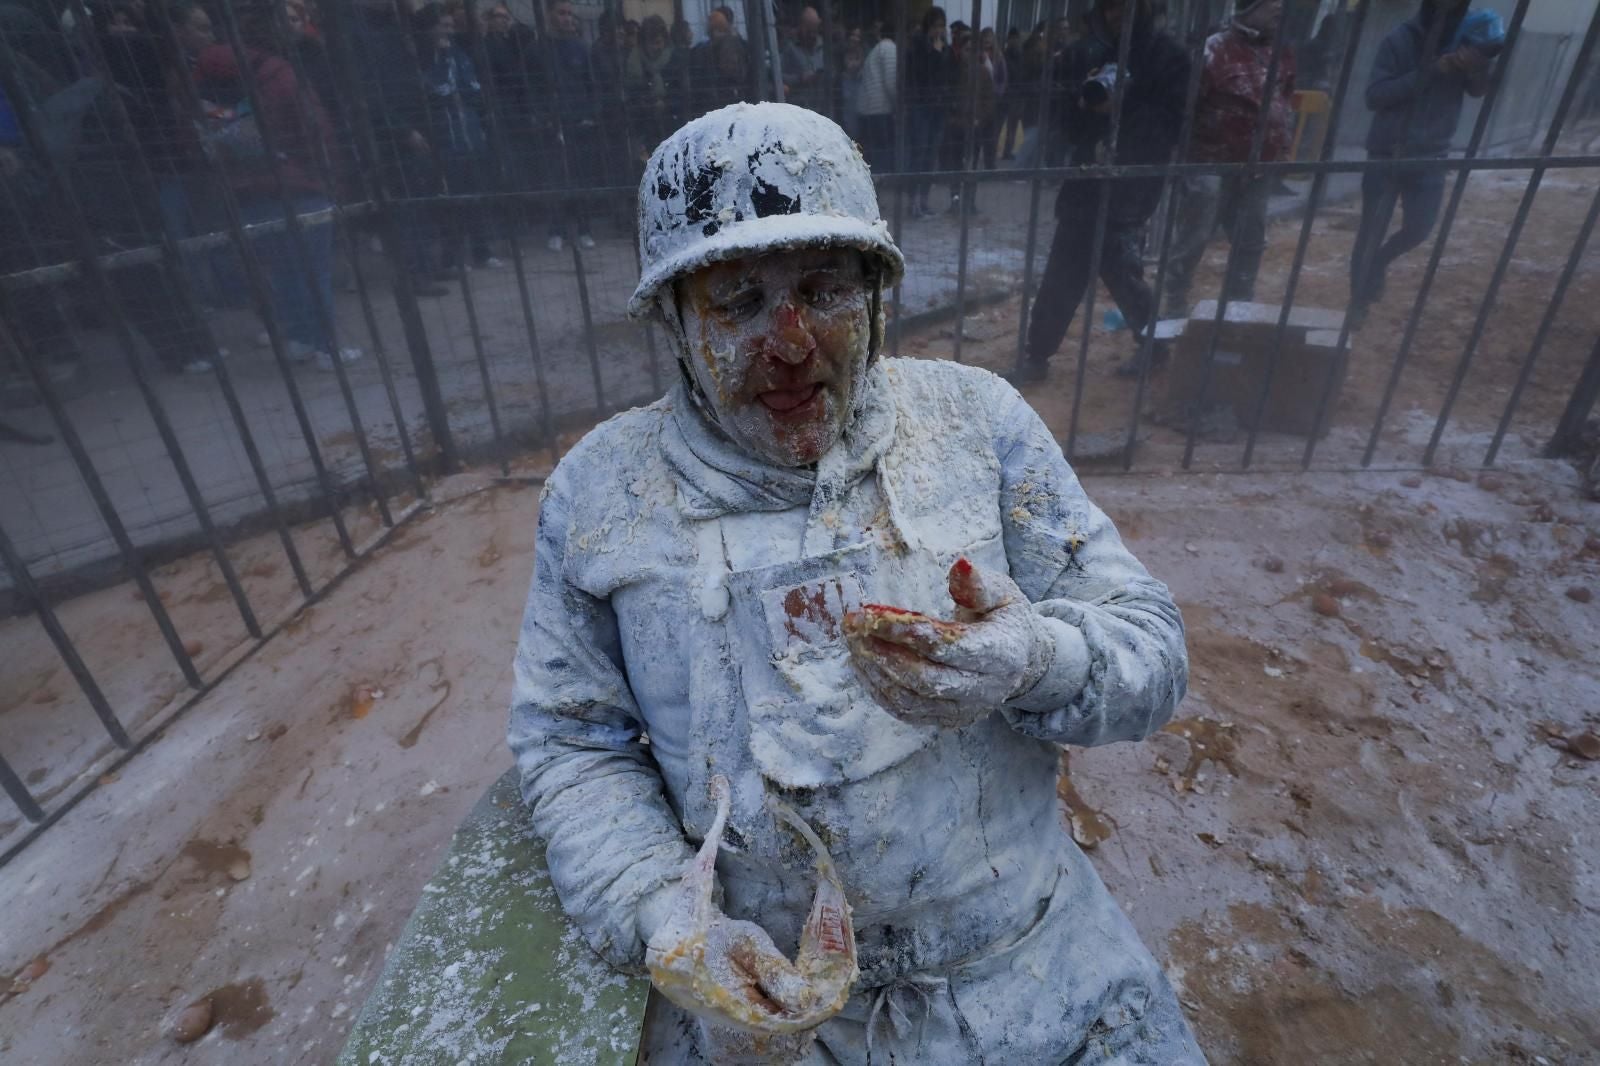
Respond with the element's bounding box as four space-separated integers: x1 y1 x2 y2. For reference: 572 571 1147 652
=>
801 282 841 308
716 291 762 320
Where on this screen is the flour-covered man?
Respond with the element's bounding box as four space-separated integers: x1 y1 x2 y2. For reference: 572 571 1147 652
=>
509 102 1204 1063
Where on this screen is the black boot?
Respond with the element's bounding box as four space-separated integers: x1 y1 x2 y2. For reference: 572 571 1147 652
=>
1115 339 1171 379
1002 358 1050 386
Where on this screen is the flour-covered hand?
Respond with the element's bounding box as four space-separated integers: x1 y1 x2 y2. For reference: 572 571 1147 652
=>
645 777 857 1037
842 558 1055 728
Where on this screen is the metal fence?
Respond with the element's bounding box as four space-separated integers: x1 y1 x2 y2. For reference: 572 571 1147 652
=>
2 0 1599 858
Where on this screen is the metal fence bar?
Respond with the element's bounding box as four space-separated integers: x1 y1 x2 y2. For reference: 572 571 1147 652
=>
256 8 428 506
320 0 461 474
1484 182 1600 467
386 0 509 472
949 0 985 366
141 1 359 559
1065 1 1140 459
252 1 404 528
211 2 399 531
1119 16 1211 470
1422 7 1600 467
0 521 130 750
1012 0 1065 375
1547 332 1600 458
1240 0 1375 469
888 0 908 354
65 0 316 598
0 316 202 689
1180 6 1293 469
1300 4 1464 469
0 749 43 825
1358 0 1536 467
457 1 558 460
0 25 262 643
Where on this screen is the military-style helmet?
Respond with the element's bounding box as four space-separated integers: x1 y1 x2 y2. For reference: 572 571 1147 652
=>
628 102 906 320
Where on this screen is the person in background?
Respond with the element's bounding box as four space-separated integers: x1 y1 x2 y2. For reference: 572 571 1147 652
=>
622 17 638 55
89 0 223 373
979 26 1007 169
940 20 993 215
1348 0 1491 327
690 5 747 115
544 0 597 251
905 5 952 218
837 37 865 141
1000 25 1023 158
855 20 896 172
345 0 449 297
197 0 361 370
482 0 547 217
591 10 630 209
780 5 825 113
1007 24 1048 168
414 1 497 271
1011 0 1188 386
625 14 682 164
0 30 90 385
1159 0 1294 326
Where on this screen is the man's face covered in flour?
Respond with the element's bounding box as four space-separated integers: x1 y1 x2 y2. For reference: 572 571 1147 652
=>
676 248 872 467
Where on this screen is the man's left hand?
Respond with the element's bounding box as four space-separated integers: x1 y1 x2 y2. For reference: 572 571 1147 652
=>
843 559 1054 729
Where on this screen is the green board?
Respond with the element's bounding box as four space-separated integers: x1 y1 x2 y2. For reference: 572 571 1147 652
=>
338 769 651 1065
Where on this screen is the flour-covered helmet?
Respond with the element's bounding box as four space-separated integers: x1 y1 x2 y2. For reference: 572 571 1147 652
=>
628 102 905 319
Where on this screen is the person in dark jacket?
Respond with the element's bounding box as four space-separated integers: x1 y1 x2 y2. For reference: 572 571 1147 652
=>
482 3 547 205
343 0 450 296
1347 0 1490 326
81 0 223 373
1011 0 1188 384
545 0 598 250
414 2 497 269
688 5 748 116
904 5 953 217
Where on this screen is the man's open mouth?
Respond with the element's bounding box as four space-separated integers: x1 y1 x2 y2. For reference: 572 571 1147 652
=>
758 383 823 412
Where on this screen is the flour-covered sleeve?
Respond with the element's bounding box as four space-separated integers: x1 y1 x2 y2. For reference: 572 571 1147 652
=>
991 388 1187 746
506 473 695 974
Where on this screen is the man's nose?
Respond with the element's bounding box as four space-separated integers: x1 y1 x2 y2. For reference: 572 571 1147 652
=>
763 301 817 365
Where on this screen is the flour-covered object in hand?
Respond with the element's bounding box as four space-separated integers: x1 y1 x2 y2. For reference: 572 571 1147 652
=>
842 557 1056 728
644 776 857 1041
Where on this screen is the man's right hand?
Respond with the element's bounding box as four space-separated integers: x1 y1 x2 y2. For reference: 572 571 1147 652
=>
648 912 816 1017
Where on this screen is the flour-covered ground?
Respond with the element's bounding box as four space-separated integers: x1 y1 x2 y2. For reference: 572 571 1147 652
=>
2 451 1595 1064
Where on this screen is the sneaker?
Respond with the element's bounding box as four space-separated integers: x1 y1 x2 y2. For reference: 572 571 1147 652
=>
179 357 215 375
577 233 596 251
314 347 363 372
1001 360 1049 386
479 256 505 269
285 340 315 364
546 235 564 252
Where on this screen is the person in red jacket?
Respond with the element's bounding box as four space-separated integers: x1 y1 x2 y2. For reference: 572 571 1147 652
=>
195 0 360 371
1158 0 1294 324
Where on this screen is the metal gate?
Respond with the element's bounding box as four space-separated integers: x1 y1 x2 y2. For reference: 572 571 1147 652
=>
2 0 1598 859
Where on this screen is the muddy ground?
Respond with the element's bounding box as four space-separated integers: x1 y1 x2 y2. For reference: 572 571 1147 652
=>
915 166 1600 472
1 451 1595 1064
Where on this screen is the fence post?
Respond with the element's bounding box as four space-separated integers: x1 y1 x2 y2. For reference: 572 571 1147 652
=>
1546 334 1600 460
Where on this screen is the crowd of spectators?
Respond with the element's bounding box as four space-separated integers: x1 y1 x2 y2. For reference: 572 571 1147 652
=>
0 0 1500 387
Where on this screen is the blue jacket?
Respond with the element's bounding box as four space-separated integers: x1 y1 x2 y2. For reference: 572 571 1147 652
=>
1365 12 1489 157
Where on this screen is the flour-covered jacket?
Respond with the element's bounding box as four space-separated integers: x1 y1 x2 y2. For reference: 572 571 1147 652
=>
509 358 1195 1060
